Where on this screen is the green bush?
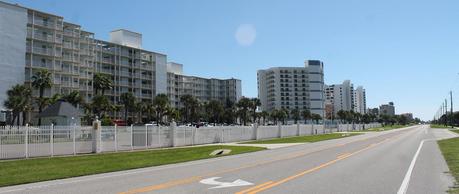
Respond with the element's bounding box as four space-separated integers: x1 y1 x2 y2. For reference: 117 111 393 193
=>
101 117 113 126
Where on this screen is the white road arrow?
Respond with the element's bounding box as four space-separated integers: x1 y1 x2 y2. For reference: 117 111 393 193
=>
199 177 253 189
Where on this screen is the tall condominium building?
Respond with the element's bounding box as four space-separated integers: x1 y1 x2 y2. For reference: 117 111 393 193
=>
0 2 167 111
324 80 354 116
353 86 366 114
167 62 242 108
380 102 395 116
0 2 240 118
257 60 325 117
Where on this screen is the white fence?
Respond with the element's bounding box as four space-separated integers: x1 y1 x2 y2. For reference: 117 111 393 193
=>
0 123 381 160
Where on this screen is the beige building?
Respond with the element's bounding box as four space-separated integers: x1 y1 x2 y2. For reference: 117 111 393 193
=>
167 62 242 108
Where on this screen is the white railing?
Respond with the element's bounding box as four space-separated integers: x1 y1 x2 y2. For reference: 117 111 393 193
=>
0 123 382 160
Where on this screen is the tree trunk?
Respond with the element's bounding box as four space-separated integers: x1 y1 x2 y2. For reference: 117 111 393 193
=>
22 111 27 126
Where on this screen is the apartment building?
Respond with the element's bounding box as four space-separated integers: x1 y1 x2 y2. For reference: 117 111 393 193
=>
353 86 366 114
167 62 242 108
324 80 354 116
257 60 325 117
0 1 243 121
380 102 396 116
325 80 367 116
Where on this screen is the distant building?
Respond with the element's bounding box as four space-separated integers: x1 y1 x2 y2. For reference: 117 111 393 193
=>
257 60 325 117
401 113 414 122
166 62 242 108
380 102 395 116
353 86 366 114
367 107 379 116
324 80 354 116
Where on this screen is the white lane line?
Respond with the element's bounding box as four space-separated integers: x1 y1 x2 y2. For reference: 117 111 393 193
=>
397 140 429 194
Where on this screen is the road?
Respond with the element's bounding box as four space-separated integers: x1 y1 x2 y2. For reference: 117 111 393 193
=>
0 125 457 194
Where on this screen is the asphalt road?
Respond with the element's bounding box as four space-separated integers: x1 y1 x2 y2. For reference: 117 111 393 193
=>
0 125 457 194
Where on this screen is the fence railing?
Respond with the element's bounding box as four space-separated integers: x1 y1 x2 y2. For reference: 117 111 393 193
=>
0 123 381 160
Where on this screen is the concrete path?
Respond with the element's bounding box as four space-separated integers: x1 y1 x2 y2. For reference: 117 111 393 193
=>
0 125 457 194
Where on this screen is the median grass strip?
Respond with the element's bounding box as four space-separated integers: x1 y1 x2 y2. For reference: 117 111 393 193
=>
438 130 459 193
240 133 362 144
366 124 408 132
0 145 265 187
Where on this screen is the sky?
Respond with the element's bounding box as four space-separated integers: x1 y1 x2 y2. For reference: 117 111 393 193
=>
6 0 459 121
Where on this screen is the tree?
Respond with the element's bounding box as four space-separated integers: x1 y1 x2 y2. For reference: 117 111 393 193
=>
311 113 322 124
62 91 84 108
260 111 269 125
250 98 261 123
32 69 52 125
337 110 346 123
180 95 200 123
120 92 136 124
291 109 300 124
165 107 180 123
153 94 169 126
302 109 311 124
93 73 112 95
3 85 32 126
277 109 288 125
236 97 252 125
91 95 112 119
206 100 224 125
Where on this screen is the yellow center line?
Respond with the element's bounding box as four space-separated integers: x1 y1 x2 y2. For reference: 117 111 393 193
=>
242 133 406 194
119 130 412 194
235 181 274 194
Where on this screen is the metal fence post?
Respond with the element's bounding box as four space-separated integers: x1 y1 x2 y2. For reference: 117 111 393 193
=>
297 123 300 136
130 124 133 151
158 126 161 148
73 124 76 155
50 124 54 157
114 124 118 152
25 125 29 158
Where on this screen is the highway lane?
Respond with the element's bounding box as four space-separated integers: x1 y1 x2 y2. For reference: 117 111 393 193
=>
0 125 456 194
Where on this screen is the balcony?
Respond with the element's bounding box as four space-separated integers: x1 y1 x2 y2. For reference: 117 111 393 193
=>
102 58 113 64
62 55 75 62
63 42 78 50
119 71 131 77
27 46 54 56
63 30 78 37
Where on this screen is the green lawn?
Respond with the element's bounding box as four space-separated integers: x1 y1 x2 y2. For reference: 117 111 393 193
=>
431 124 456 129
438 130 459 193
366 124 409 131
0 145 265 187
240 133 362 144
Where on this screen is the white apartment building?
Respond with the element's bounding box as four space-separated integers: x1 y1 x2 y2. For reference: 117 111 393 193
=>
167 62 242 108
257 60 325 117
325 80 366 116
324 80 354 116
0 2 241 119
353 86 366 114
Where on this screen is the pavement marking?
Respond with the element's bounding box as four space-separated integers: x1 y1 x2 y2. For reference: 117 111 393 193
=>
240 131 412 194
117 129 414 194
199 177 253 189
396 139 427 194
235 181 274 194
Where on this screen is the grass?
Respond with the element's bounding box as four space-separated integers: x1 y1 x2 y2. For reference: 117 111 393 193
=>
438 130 459 193
240 133 362 144
365 124 409 132
0 145 265 187
431 124 456 129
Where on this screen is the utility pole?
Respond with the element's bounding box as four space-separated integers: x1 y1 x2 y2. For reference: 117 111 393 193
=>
451 91 454 128
445 99 448 126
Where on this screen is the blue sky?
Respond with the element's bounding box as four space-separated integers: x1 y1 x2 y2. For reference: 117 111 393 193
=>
7 0 459 120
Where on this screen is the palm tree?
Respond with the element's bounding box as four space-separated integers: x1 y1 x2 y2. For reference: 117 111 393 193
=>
206 100 224 125
337 110 346 124
91 95 112 119
3 84 32 126
119 92 136 124
62 91 84 108
260 111 269 125
236 97 252 125
311 113 322 124
291 109 300 124
93 73 112 95
180 95 199 123
250 98 261 123
153 94 169 126
32 69 53 125
302 109 311 124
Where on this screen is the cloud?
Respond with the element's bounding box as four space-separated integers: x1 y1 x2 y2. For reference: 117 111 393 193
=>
235 24 256 46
